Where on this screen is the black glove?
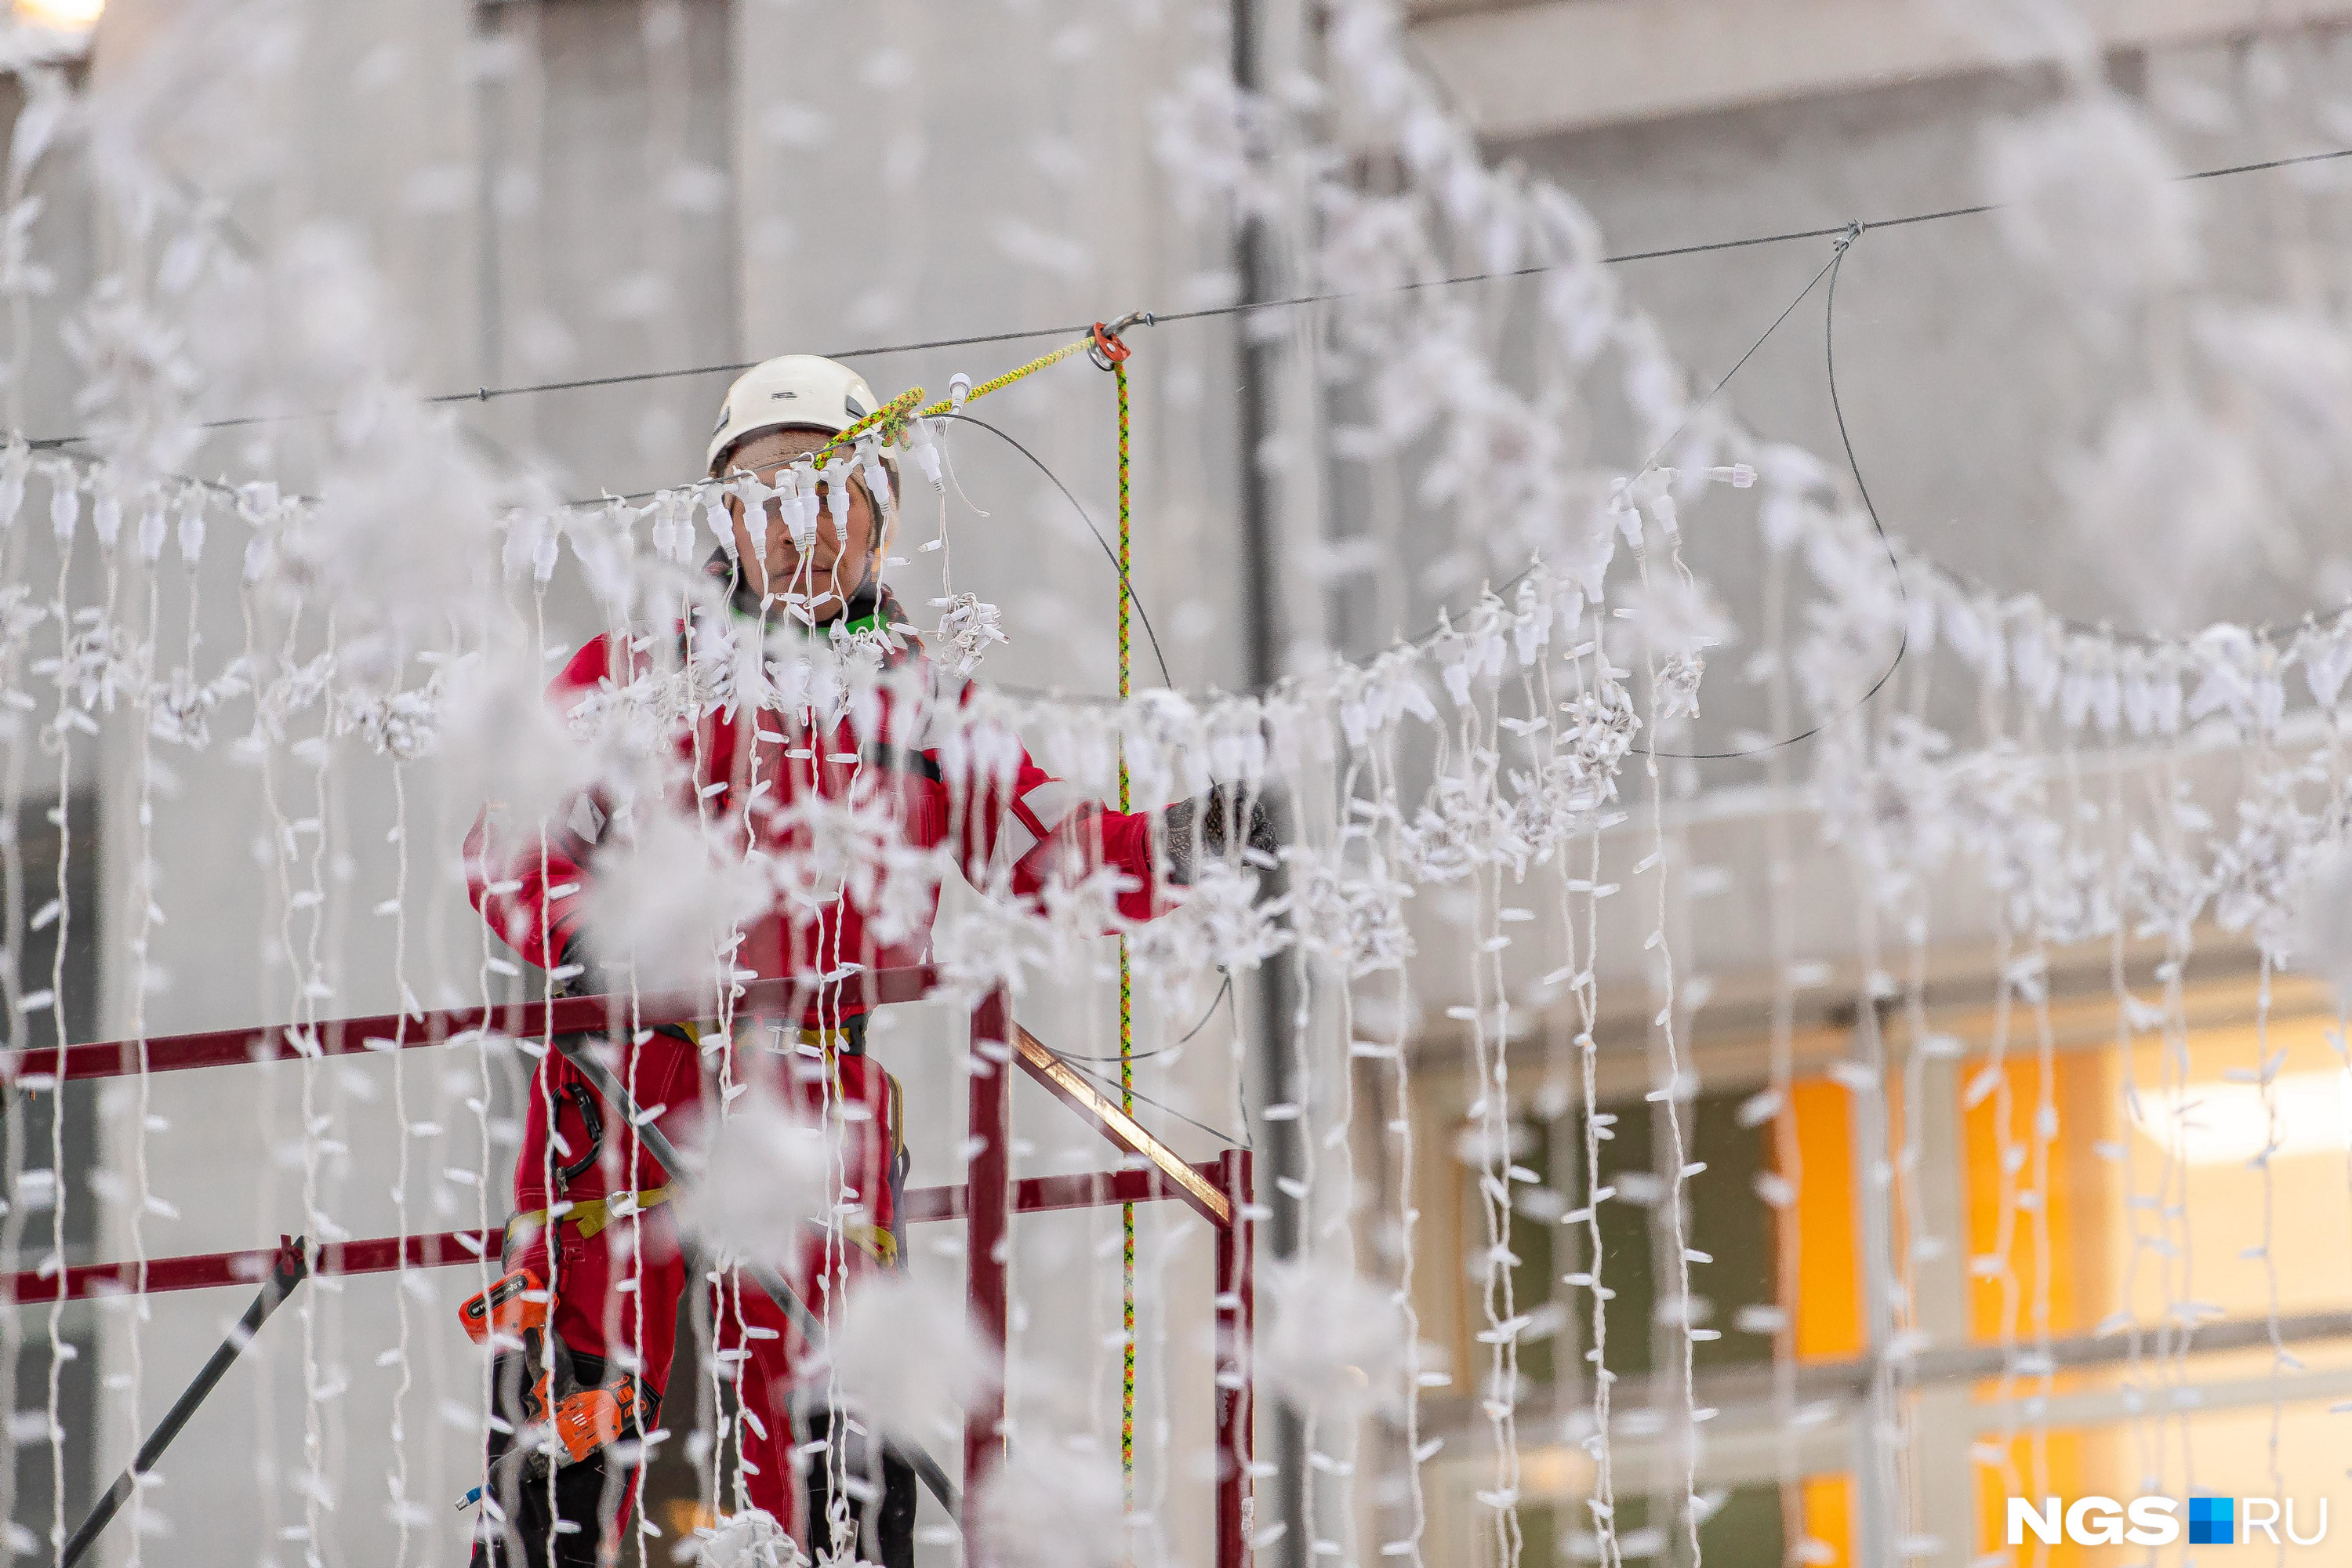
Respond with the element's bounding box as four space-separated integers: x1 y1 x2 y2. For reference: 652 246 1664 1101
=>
1160 784 1279 887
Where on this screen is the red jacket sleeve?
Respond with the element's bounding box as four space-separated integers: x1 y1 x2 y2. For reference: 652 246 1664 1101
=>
956 750 1166 924
466 637 620 971
909 666 1166 924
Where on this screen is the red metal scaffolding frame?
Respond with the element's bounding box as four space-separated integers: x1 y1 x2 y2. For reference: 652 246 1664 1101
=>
0 966 1257 1567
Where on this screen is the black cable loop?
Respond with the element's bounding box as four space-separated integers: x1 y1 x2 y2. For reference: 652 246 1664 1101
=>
1632 225 1911 761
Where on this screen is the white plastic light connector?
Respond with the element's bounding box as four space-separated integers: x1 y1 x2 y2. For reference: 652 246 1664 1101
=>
706 488 736 561
909 419 944 492
1707 464 1758 488
789 460 818 548
947 374 972 412
820 456 851 528
137 498 166 562
651 494 679 563
176 497 205 564
92 488 120 550
860 441 893 515
775 466 800 548
1608 480 1643 547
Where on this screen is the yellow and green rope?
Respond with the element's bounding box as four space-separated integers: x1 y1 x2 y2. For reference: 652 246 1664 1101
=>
811 335 1100 459
1112 351 1138 1516
807 325 1148 1514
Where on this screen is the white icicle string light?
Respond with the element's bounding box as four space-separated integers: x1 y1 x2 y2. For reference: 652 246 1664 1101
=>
2027 932 2060 1519
1286 829 1330 1563
415 624 472 1560
118 480 161 1564
0 461 32 1564
463 597 509 1563
1749 528 1806 1556
383 757 422 1559
1624 543 1704 1564
20 427 2352 764
1317 681 1421 1568
681 588 756 1530
317 685 367 1550
1555 620 1621 1568
1475 804 1520 1563
226 526 288 1555
1887 651 1939 1555
2100 769 2158 1500
1314 724 1368 1568
38 462 77 1560
249 586 344 1566
524 577 573 1550
2255 954 2289 1508
1840 742 1901 1552
2146 743 2196 1503
1973 694 2031 1531
0 74 57 1559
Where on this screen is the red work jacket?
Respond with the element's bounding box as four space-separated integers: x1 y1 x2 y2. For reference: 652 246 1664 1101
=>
465 599 1161 1015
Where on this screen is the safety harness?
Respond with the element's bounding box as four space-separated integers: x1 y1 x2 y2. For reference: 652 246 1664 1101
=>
495 1022 906 1270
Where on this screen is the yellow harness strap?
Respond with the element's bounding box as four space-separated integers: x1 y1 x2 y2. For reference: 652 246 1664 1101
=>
510 1022 902 1260
508 1185 673 1243
837 1221 898 1267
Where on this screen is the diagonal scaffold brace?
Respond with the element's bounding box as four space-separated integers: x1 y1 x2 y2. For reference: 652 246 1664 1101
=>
59 1234 311 1568
545 1033 965 1519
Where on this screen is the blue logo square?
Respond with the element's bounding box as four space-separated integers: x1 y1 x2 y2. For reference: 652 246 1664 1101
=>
2188 1496 2234 1545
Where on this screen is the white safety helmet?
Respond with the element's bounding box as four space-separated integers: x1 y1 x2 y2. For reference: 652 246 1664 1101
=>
706 354 882 474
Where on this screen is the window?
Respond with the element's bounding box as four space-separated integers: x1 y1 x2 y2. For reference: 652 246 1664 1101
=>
1414 957 2350 1566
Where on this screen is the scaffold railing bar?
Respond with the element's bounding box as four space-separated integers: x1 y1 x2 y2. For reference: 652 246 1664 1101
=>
0 1155 1227 1307
0 1229 497 1307
2 967 946 1084
1011 1023 1232 1227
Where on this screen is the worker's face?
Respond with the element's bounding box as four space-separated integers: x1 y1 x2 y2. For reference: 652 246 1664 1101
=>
719 429 877 619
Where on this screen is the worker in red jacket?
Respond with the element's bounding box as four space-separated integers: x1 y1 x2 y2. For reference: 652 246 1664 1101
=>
461 354 1265 1568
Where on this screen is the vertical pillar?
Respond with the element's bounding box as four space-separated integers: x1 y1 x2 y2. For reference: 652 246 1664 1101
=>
1214 1148 1255 1568
964 989 1012 1551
